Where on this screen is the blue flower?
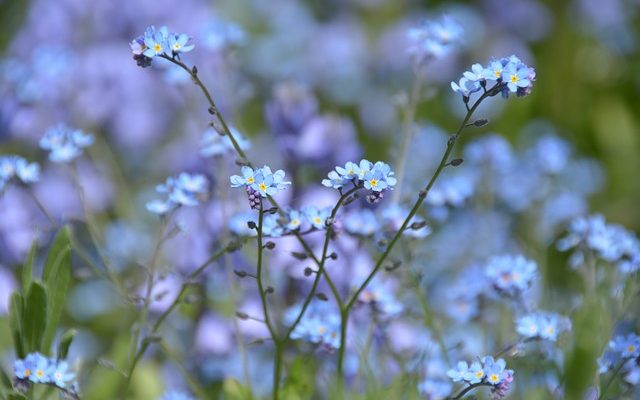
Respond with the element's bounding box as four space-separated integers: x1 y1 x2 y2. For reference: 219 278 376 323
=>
609 333 640 358
321 170 345 189
482 356 511 385
515 311 571 342
50 361 75 388
230 166 290 198
29 353 53 384
143 26 170 58
40 124 94 163
200 126 250 157
303 206 331 230
288 302 341 350
407 15 463 64
0 156 40 191
446 361 470 382
485 254 537 295
357 279 403 316
343 209 380 236
168 33 195 54
147 173 209 214
464 362 485 384
285 209 304 231
450 77 480 98
14 353 36 380
482 60 505 81
262 213 285 237
463 63 486 82
503 62 533 93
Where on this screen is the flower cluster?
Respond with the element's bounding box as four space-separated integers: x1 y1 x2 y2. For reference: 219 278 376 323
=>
0 155 39 192
407 15 463 65
199 126 251 158
39 124 94 163
515 311 571 342
230 166 291 210
599 333 640 381
322 159 396 203
610 333 640 359
357 279 403 316
447 356 514 389
451 55 536 100
130 26 194 68
147 173 209 215
485 254 537 296
288 303 341 351
557 214 640 273
14 353 76 389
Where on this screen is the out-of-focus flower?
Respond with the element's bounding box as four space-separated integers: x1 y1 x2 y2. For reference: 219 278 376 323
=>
200 126 250 158
515 311 571 341
147 173 209 215
287 301 341 350
609 333 640 359
303 206 332 230
158 390 195 400
0 155 40 192
39 124 93 163
485 254 537 296
407 15 464 65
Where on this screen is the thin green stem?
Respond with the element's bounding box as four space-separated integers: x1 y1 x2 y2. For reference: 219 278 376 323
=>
392 71 423 203
448 382 492 399
160 55 249 164
256 203 278 341
338 87 497 380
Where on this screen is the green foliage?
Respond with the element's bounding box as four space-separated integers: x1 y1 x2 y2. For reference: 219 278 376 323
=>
23 281 47 354
223 378 254 400
57 329 77 360
8 226 74 359
281 357 317 399
9 293 25 359
42 227 72 354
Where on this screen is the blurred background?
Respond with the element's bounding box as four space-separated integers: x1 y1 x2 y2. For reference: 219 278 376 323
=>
0 0 639 399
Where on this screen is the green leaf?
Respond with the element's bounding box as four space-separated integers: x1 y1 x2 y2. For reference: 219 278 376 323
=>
7 393 27 400
8 293 24 358
23 281 47 354
22 241 37 293
0 366 12 390
222 378 254 400
43 226 71 282
42 226 72 355
56 329 77 360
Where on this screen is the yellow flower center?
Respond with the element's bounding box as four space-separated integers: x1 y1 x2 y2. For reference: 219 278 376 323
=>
259 182 267 192
489 374 499 383
495 70 502 78
475 370 484 378
290 219 300 226
318 326 326 334
369 178 378 187
24 369 31 377
313 217 322 225
36 370 44 378
546 327 555 335
348 169 354 175
173 43 181 50
247 177 255 184
153 43 162 52
510 74 518 84
628 345 636 353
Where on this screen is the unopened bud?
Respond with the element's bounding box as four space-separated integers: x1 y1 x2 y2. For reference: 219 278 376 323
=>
410 221 427 230
291 251 308 260
235 311 249 320
265 286 275 294
247 221 257 230
208 106 216 115
304 267 314 276
264 241 276 250
473 118 489 127
450 158 464 167
191 65 198 75
316 293 328 301
329 252 338 260
234 270 248 278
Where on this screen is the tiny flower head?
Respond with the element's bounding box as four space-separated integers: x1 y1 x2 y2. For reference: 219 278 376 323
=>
446 361 469 382
50 361 75 388
169 33 195 54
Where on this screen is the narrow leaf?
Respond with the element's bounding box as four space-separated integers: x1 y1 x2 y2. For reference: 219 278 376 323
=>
22 241 37 293
42 246 71 354
8 293 24 358
8 393 27 400
43 226 71 282
23 282 47 353
57 329 77 360
0 366 12 390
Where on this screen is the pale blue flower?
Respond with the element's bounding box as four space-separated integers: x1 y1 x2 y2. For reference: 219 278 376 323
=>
450 77 480 98
446 361 469 382
464 362 485 384
50 361 75 388
303 206 331 230
40 124 94 163
168 33 194 54
143 26 170 58
485 254 537 295
609 334 640 358
515 311 571 342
